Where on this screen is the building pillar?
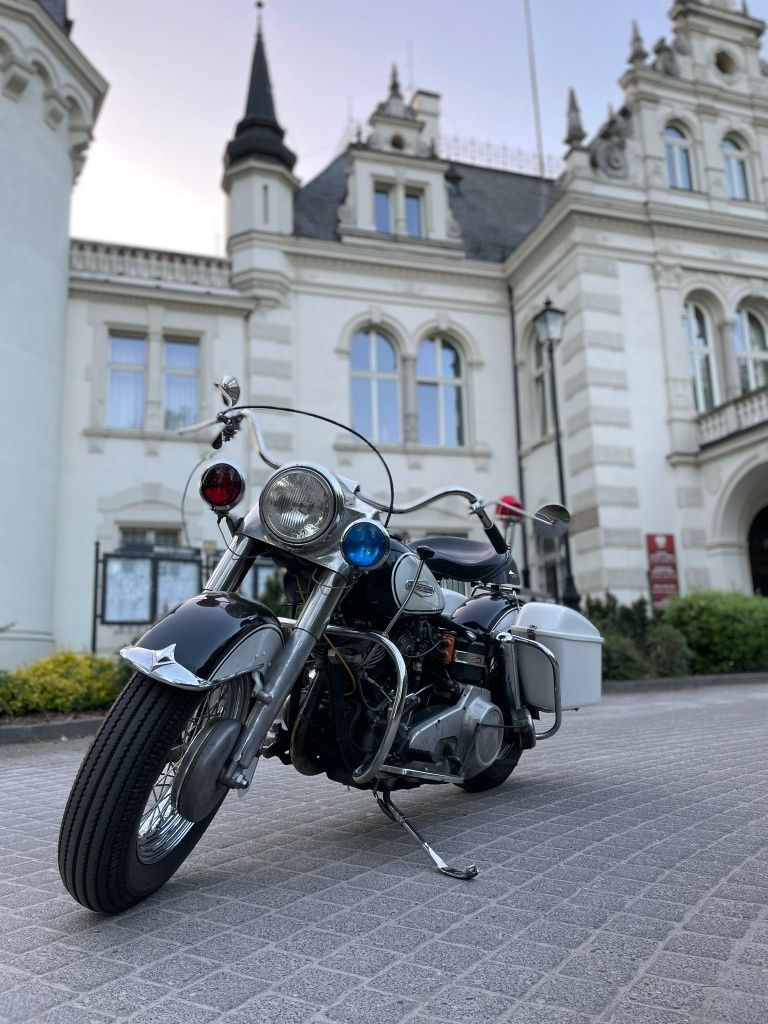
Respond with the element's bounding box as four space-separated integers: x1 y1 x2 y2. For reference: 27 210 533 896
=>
402 354 418 443
719 318 742 402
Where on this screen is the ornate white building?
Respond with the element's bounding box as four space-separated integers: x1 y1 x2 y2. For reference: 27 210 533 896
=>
2 0 768 667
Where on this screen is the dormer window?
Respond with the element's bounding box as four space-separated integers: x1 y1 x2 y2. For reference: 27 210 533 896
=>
405 191 423 238
374 186 392 234
664 124 693 191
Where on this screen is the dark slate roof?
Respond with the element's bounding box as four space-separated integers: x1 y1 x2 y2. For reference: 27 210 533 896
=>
227 26 296 171
34 0 71 33
293 150 562 262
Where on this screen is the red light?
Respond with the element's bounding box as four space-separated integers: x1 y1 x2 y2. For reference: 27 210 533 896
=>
199 463 245 511
495 494 523 519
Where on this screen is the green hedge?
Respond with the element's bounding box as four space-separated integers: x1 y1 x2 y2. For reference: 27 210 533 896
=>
0 651 125 717
586 591 768 680
663 591 768 674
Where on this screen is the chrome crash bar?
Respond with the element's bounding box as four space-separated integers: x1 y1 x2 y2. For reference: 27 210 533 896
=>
279 616 408 786
496 632 562 741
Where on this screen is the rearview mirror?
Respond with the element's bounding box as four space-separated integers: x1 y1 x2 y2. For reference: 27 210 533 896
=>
534 503 570 537
214 375 241 408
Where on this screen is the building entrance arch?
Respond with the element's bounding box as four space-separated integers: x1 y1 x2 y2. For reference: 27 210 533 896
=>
708 456 768 593
748 507 768 596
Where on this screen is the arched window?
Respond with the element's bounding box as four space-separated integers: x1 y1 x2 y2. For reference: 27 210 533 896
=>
664 125 693 190
683 302 720 413
349 329 400 443
532 339 550 437
722 137 750 200
734 308 768 394
416 337 465 446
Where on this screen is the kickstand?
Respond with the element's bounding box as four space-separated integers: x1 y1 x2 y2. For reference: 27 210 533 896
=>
374 786 478 880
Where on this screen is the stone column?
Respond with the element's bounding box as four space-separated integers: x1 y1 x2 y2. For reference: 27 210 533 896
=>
719 318 742 402
401 354 418 443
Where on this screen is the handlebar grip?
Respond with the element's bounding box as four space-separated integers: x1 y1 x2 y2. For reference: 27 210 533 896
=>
484 522 508 554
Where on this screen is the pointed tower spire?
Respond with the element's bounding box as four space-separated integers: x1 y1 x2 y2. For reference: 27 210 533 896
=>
389 63 402 100
564 88 586 148
226 5 296 170
628 20 648 64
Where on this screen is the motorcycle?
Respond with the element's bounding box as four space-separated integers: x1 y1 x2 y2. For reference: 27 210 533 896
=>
59 376 603 913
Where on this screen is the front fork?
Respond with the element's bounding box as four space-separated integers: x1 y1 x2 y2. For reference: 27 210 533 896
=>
213 549 351 788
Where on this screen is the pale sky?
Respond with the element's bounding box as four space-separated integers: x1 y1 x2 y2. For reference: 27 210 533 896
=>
67 0 768 255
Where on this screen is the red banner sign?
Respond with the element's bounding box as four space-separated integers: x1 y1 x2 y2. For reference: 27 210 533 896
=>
646 533 679 607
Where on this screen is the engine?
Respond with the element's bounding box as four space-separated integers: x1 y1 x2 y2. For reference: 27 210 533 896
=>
270 617 505 787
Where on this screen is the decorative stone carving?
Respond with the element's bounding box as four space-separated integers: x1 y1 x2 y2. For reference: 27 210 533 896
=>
564 88 586 148
589 105 633 179
628 20 648 65
2 56 33 100
652 38 679 76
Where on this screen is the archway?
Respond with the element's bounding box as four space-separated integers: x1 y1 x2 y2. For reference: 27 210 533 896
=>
748 507 768 596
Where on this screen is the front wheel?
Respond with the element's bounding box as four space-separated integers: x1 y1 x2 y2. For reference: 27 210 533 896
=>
58 672 249 914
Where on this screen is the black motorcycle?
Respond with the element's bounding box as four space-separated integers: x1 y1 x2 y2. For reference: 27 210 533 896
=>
59 376 602 913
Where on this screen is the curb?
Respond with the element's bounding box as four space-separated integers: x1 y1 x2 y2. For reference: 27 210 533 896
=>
0 716 104 746
603 672 768 694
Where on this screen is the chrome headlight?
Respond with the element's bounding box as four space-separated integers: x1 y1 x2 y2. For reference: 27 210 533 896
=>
259 464 343 545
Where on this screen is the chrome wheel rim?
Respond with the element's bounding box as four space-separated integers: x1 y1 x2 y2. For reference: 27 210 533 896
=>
136 680 246 865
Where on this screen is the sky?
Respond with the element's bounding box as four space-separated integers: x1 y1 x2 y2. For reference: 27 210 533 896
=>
67 0 768 256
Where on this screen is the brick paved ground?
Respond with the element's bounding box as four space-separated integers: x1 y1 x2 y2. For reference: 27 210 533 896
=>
0 684 767 1024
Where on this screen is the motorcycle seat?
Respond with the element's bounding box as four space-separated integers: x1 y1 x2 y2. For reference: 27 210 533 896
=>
410 536 512 584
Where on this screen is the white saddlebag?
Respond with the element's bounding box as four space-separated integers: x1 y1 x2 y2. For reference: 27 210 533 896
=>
509 602 602 711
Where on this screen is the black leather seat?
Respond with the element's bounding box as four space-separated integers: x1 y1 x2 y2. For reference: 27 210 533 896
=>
410 536 512 583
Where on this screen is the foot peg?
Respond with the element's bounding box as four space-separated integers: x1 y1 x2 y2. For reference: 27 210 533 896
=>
374 787 478 880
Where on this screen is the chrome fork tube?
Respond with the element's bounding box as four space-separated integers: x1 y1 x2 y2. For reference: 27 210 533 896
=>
204 534 254 592
223 565 350 785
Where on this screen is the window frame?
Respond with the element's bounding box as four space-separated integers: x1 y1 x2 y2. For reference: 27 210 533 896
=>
664 124 694 191
531 338 550 439
734 307 768 394
415 335 466 447
106 332 147 430
722 136 750 201
405 189 423 238
683 301 720 413
374 184 393 234
349 328 401 444
162 336 200 431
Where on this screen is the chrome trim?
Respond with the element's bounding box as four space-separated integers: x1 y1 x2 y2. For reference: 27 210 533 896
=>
496 632 562 740
258 462 345 547
358 485 482 516
277 616 408 785
120 644 215 691
378 764 465 783
204 534 255 592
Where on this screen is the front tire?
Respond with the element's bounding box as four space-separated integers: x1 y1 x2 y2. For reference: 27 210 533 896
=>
58 673 248 914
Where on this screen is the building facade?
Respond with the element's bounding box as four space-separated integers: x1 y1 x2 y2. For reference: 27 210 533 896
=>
2 0 768 667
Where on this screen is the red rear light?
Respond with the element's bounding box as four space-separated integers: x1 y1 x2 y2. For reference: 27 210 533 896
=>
199 463 245 511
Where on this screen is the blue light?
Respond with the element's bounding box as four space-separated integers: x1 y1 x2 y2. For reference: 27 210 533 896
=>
342 520 390 569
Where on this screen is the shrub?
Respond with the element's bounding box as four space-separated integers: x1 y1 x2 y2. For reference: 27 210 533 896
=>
644 622 693 678
0 651 123 716
584 594 654 650
601 629 649 681
663 591 768 674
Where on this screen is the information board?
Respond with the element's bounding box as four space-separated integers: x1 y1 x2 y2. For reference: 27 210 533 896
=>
103 555 153 624
646 533 680 608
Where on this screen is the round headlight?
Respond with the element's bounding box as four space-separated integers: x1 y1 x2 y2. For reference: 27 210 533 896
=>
342 520 390 569
259 464 342 545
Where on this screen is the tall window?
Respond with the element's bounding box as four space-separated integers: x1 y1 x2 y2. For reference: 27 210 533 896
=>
683 302 719 413
416 337 465 446
734 308 768 394
107 334 146 429
350 329 400 443
664 125 693 191
164 338 199 430
405 191 423 238
532 340 549 437
723 137 750 201
374 187 392 233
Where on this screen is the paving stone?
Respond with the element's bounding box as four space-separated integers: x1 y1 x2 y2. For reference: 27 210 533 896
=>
532 974 618 1014
704 989 768 1024
220 994 317 1024
368 961 449 997
273 965 358 1004
626 976 712 1012
0 980 69 1022
31 1005 115 1024
182 968 270 1010
421 983 510 1022
319 987 416 1024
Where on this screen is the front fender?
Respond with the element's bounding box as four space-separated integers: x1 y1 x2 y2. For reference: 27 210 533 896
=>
120 591 284 691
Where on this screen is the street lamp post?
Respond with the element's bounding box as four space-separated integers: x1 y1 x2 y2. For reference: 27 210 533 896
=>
532 298 581 610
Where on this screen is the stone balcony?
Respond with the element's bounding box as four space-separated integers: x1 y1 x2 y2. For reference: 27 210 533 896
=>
69 239 232 290
698 385 768 448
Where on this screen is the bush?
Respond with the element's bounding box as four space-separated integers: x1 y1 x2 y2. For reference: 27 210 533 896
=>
0 651 123 716
663 591 768 674
601 629 649 681
644 622 693 678
584 594 654 650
